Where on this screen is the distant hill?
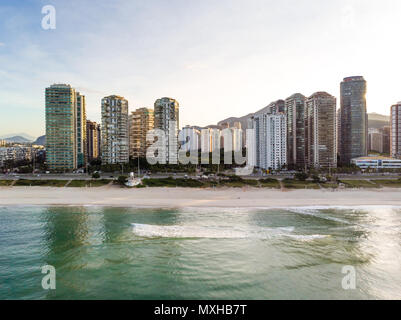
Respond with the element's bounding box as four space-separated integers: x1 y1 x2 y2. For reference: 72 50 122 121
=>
3 136 32 143
33 135 46 146
218 113 254 130
0 133 35 141
368 113 390 129
217 112 391 131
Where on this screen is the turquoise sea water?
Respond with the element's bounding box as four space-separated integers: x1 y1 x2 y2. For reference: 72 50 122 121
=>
0 206 400 300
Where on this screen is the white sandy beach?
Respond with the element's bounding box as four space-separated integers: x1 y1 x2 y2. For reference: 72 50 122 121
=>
1 186 401 207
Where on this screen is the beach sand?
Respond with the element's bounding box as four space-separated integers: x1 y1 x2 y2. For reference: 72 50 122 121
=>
1 186 401 207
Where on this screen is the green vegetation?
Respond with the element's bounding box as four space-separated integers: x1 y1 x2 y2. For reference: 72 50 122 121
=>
8 176 401 190
372 179 401 188
0 180 13 186
68 180 111 188
14 180 67 187
282 179 320 189
92 172 101 179
320 182 338 189
258 178 281 189
140 176 278 189
294 172 309 181
142 178 204 188
340 180 378 189
117 176 128 186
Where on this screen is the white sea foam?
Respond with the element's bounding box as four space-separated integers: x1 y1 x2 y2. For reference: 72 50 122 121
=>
131 223 326 241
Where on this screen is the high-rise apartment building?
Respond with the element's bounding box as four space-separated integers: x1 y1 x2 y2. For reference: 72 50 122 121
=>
154 97 179 163
45 84 78 171
368 129 384 153
101 95 129 164
382 126 391 155
390 103 401 159
129 108 154 158
266 100 286 114
76 93 87 167
339 76 368 165
336 108 341 159
253 113 287 171
86 120 101 162
285 93 306 169
305 92 337 169
368 129 379 153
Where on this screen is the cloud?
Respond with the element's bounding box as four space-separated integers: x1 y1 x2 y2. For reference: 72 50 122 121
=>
0 42 5 46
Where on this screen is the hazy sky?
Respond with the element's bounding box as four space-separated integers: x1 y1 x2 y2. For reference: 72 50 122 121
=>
1 0 400 138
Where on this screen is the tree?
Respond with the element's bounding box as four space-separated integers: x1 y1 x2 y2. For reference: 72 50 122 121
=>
312 174 320 183
295 172 309 181
117 176 128 185
92 172 100 179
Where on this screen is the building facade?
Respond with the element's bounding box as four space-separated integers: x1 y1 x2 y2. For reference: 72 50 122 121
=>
45 84 77 171
352 156 401 170
76 93 87 168
266 100 286 114
0 146 34 168
154 97 179 163
390 103 401 159
179 126 201 152
101 95 129 164
285 93 306 169
305 92 337 169
129 108 154 158
86 120 101 162
253 113 287 171
382 126 391 154
368 128 383 154
339 76 368 165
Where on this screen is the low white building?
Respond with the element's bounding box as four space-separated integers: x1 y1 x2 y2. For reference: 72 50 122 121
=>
179 126 200 152
351 156 401 169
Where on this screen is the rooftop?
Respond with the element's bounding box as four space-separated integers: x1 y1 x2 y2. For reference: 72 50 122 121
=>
353 156 398 161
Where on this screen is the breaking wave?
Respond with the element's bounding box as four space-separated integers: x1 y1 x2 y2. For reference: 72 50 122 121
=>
132 223 327 241
287 207 352 224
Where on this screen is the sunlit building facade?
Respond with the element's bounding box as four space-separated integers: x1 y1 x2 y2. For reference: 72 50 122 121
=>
154 97 179 163
101 95 129 164
129 108 154 158
305 92 337 169
253 113 287 171
86 120 101 162
45 84 77 171
285 93 306 169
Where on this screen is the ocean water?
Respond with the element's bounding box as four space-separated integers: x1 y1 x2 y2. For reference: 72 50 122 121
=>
0 205 400 300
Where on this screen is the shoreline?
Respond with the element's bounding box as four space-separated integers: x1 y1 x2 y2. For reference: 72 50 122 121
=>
2 186 401 208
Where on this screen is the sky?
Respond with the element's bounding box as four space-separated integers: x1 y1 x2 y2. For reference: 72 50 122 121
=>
0 0 400 138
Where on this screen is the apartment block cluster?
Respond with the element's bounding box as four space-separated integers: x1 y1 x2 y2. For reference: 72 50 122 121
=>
0 146 36 167
44 76 401 171
45 84 181 170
